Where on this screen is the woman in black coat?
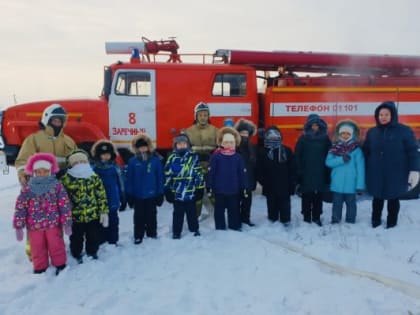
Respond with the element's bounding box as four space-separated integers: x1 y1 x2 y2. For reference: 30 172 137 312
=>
363 101 420 228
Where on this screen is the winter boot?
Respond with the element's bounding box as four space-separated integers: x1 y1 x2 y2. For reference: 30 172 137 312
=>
313 218 322 227
372 220 381 228
303 213 311 223
55 264 66 276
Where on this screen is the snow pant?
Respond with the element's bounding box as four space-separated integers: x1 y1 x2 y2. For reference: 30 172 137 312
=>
70 220 100 258
195 161 215 217
101 211 119 244
301 191 323 222
172 200 199 237
133 198 157 241
25 234 32 261
214 193 241 230
372 198 400 228
29 226 66 272
240 190 253 224
266 193 291 223
332 193 357 223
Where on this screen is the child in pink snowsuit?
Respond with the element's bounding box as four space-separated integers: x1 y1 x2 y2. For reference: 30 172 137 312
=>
13 153 72 275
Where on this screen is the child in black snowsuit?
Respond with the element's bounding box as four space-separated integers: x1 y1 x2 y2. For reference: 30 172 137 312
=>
257 126 295 226
235 119 258 226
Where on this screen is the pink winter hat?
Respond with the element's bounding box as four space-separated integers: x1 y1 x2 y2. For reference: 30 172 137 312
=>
25 153 59 175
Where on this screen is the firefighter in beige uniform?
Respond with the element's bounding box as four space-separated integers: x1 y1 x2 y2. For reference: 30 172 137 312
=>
185 102 218 217
15 103 78 259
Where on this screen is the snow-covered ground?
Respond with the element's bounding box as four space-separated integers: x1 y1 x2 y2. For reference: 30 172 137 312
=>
0 167 420 315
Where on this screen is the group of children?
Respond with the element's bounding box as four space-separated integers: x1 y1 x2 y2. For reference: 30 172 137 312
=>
13 142 125 274
9 112 386 275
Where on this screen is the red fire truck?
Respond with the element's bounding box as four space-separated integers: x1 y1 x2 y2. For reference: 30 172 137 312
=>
0 36 419 169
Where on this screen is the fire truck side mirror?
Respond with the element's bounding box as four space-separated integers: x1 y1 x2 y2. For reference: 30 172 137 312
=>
103 67 112 100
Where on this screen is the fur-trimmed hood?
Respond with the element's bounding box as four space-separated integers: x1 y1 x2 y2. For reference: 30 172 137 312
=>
25 153 59 175
91 139 119 160
333 119 361 142
217 127 241 146
130 133 154 153
234 118 257 136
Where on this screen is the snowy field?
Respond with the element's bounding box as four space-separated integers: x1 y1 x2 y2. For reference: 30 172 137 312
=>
0 167 420 315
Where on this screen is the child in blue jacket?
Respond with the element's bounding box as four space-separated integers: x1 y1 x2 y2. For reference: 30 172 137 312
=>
326 121 365 223
126 134 164 244
91 140 126 245
164 133 204 239
208 127 246 231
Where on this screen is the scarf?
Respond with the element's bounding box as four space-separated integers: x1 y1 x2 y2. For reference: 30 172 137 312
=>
68 163 95 178
28 176 58 196
329 140 359 156
264 138 286 161
216 147 236 156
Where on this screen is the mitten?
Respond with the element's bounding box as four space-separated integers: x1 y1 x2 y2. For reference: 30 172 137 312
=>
295 184 302 197
15 228 24 242
18 170 28 186
99 213 109 228
342 154 351 163
64 225 72 236
165 190 175 203
127 194 135 208
119 199 127 211
408 171 420 190
194 188 204 201
155 194 164 207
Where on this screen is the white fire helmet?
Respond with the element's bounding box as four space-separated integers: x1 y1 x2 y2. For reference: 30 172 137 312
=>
40 104 67 127
194 102 210 117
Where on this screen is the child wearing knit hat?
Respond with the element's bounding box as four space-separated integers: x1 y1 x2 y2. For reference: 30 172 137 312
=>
164 132 204 239
13 153 72 275
326 120 365 224
61 150 109 263
91 140 127 245
208 127 246 231
257 126 295 225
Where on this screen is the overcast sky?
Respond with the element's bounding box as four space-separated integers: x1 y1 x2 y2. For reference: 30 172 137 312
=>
1 0 420 107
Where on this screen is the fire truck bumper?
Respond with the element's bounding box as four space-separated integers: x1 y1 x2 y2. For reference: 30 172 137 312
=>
0 150 9 175
0 135 9 174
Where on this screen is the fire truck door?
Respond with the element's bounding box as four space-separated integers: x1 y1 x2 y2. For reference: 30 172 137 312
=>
108 70 156 147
